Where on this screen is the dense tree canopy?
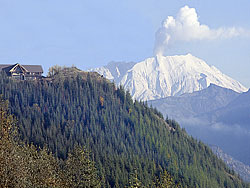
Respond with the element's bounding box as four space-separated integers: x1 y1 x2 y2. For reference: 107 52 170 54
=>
0 68 248 187
0 97 100 187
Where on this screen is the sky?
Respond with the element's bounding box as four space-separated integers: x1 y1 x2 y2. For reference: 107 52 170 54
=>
0 0 250 87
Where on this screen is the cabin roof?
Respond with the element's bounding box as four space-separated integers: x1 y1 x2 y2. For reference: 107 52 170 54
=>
0 64 43 73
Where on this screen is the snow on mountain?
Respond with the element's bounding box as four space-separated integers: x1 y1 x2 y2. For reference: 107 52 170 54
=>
90 54 247 101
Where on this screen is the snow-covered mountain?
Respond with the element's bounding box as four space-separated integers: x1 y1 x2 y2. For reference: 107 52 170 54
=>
90 54 247 101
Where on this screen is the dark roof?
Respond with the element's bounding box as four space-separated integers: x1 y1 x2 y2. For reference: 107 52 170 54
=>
23 65 43 73
0 64 16 72
0 64 43 73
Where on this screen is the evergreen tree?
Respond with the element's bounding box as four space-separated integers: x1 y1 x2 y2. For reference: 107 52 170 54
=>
0 67 249 188
155 170 180 188
128 170 144 188
65 146 100 188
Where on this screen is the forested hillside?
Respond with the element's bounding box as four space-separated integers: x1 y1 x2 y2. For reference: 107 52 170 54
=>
0 67 248 187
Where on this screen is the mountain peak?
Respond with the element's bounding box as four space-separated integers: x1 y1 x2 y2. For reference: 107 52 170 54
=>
180 53 195 58
209 83 218 87
90 54 247 101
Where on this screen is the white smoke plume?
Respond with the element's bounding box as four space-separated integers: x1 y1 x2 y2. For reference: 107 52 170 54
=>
154 5 249 55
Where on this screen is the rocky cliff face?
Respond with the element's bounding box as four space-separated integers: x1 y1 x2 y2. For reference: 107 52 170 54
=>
211 145 250 182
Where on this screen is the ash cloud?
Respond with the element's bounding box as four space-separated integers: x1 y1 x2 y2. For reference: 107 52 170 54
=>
154 6 250 55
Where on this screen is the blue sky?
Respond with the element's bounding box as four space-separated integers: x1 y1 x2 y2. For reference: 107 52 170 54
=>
0 0 250 87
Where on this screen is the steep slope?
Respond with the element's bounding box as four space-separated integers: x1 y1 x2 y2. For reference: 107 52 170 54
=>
0 69 248 188
211 145 250 182
90 54 247 101
148 84 240 120
148 84 250 166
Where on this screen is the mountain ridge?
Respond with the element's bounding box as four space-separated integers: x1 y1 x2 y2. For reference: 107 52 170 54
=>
148 84 250 166
148 83 240 121
0 69 248 187
90 54 247 101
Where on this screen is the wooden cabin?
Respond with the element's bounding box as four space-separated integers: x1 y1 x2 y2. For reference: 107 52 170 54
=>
0 63 43 80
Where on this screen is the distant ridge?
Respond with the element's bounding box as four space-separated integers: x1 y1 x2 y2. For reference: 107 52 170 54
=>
148 84 250 166
147 84 240 120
